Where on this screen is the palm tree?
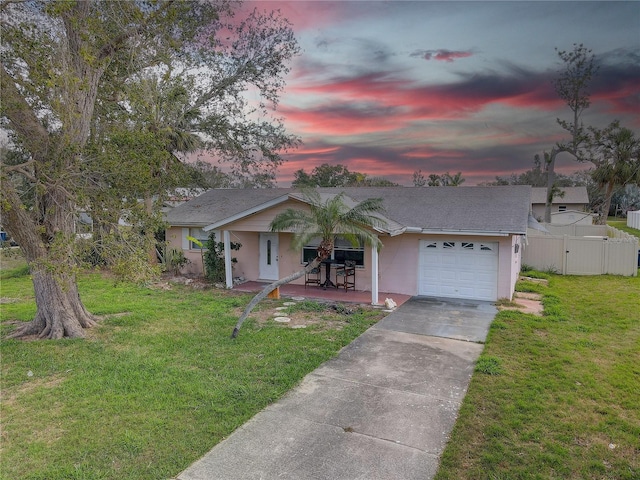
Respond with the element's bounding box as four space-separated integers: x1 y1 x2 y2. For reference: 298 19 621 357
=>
231 190 387 338
443 171 466 186
587 121 640 224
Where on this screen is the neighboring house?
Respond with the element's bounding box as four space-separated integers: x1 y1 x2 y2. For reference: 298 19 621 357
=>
165 186 531 304
530 186 590 221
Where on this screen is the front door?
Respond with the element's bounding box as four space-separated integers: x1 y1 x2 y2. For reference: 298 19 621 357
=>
259 233 279 280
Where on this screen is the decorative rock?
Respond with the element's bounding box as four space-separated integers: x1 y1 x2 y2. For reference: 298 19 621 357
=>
291 296 306 301
291 325 306 329
273 317 291 323
275 306 288 311
384 298 397 309
282 302 296 306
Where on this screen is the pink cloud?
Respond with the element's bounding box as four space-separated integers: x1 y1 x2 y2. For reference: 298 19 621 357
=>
422 49 474 62
241 1 348 32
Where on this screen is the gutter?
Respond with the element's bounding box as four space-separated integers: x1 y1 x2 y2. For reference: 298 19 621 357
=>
404 226 515 237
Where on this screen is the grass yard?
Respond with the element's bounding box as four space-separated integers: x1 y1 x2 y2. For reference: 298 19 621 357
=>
435 273 640 480
0 263 386 480
608 217 640 240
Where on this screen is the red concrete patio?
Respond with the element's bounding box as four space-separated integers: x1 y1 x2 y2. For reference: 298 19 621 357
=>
232 281 412 308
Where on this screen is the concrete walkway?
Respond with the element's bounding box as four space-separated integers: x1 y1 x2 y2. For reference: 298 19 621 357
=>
176 297 496 480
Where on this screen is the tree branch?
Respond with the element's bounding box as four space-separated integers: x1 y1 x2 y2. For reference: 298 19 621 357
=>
1 160 36 181
96 0 177 61
0 63 50 159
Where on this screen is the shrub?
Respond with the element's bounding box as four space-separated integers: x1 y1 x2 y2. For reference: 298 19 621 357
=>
204 232 242 283
166 248 190 275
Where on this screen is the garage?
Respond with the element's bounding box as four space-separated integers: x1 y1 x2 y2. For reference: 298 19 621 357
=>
418 240 499 301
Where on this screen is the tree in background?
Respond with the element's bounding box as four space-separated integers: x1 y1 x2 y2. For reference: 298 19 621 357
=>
482 155 585 188
412 170 427 187
585 121 640 223
427 174 442 186
412 170 465 186
292 163 398 188
1 1 299 339
542 44 598 222
441 172 466 186
231 190 386 338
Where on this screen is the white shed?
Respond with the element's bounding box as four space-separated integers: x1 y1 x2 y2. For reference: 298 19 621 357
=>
550 210 594 225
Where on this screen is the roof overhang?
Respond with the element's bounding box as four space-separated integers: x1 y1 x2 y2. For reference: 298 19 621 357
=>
404 227 515 237
203 194 290 231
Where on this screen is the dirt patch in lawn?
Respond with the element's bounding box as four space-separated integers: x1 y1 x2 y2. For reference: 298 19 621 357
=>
237 299 382 331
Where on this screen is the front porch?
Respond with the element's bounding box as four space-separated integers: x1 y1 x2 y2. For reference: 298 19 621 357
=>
232 281 412 308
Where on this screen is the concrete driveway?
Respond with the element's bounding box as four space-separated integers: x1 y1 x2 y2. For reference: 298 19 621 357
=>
176 297 496 480
376 296 497 343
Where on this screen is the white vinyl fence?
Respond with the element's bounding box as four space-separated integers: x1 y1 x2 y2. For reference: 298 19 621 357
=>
628 211 640 230
523 225 638 276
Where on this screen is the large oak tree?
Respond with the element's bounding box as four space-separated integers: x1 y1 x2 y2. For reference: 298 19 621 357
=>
1 1 299 339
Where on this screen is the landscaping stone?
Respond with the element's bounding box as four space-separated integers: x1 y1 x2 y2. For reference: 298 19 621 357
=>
275 306 288 311
273 317 291 323
519 276 549 285
283 302 297 306
291 325 306 329
514 291 543 301
291 296 306 301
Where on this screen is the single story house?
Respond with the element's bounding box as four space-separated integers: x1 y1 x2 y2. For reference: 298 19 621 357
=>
165 186 531 304
530 186 589 220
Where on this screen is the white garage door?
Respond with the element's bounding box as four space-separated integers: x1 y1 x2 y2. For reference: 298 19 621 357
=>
418 240 499 301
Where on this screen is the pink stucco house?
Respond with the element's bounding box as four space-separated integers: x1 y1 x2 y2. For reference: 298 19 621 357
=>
165 186 531 304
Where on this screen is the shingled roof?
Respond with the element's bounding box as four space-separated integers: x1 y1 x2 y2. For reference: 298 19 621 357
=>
165 186 531 235
530 186 589 205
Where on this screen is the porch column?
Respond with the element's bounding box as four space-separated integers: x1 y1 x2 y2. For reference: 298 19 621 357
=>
224 230 233 289
371 242 379 305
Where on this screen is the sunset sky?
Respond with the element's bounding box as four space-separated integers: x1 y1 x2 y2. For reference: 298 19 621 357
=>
244 1 640 186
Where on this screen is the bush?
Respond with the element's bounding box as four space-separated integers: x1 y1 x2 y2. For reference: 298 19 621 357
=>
204 232 242 283
166 248 190 275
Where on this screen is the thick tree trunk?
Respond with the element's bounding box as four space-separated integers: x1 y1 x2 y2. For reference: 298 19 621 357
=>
8 269 98 340
595 182 615 225
2 181 98 340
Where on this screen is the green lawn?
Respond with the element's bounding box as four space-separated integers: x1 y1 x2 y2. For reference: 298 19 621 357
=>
0 266 386 480
608 217 640 240
435 273 640 480
3 259 639 479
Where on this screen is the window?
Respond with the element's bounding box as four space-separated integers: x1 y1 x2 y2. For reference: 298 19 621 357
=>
558 205 567 212
301 237 364 266
462 242 474 250
443 241 455 249
189 228 211 249
333 238 364 266
425 242 437 249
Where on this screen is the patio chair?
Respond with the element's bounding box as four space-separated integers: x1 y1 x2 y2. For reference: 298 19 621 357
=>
304 263 321 288
335 260 356 291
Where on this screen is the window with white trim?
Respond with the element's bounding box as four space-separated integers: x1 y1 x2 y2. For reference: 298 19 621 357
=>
189 228 212 250
558 205 567 212
301 237 365 266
